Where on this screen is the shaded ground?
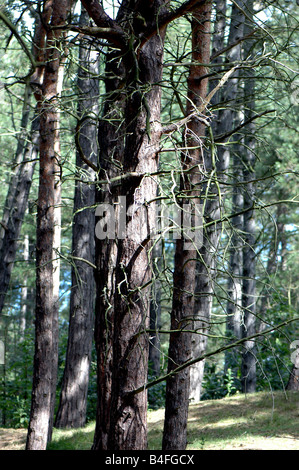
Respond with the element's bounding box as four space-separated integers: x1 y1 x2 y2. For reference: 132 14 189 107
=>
1 391 298 450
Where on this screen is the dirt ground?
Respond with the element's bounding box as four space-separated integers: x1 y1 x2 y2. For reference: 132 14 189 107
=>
0 428 27 450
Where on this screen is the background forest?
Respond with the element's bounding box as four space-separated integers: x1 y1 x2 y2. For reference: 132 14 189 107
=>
0 0 298 451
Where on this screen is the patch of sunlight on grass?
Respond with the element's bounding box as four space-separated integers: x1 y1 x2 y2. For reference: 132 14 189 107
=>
47 421 95 450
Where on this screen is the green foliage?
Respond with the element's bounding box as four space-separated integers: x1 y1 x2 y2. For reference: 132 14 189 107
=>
201 363 241 400
147 361 166 411
0 327 33 428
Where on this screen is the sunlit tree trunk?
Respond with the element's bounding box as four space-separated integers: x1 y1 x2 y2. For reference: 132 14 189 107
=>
55 6 98 429
20 233 29 339
26 0 72 450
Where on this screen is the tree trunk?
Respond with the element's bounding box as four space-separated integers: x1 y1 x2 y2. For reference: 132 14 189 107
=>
286 351 299 391
189 0 228 403
215 0 245 374
107 30 166 452
163 3 212 449
149 240 163 378
0 115 39 316
20 233 29 339
55 6 98 429
85 0 168 451
241 0 256 394
26 0 72 450
91 45 126 450
0 71 37 316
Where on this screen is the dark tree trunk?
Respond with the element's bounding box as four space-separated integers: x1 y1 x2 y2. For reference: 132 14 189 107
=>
163 3 212 449
85 0 168 451
107 29 166 451
54 7 98 429
0 115 38 316
92 46 126 449
26 0 72 450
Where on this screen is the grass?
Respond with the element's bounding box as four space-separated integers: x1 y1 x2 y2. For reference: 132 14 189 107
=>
148 391 299 450
1 391 298 450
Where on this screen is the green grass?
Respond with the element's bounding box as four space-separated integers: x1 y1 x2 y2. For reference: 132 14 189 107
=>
47 421 95 450
2 391 298 450
147 390 299 450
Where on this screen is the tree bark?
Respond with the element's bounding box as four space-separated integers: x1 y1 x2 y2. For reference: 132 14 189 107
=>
55 6 98 429
149 240 163 378
87 0 168 451
189 0 228 403
163 3 212 449
107 30 166 452
26 0 72 450
286 351 299 391
0 114 39 317
216 0 246 374
241 0 257 394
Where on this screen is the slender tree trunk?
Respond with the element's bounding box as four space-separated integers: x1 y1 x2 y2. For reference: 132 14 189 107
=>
26 0 72 450
215 1 246 373
189 0 227 403
258 202 286 332
163 3 212 449
149 240 163 378
241 0 256 393
0 81 33 250
0 115 39 316
20 232 29 339
224 141 244 373
0 73 37 316
55 6 98 429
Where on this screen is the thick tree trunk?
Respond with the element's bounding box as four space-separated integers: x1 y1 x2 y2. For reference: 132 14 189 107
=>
88 0 168 451
163 3 212 449
26 0 72 450
92 48 126 450
55 7 98 429
107 30 166 451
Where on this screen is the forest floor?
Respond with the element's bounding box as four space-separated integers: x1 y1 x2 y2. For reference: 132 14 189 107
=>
0 391 298 450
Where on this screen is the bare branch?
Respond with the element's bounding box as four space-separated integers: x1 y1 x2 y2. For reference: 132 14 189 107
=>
129 316 299 396
79 0 127 48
